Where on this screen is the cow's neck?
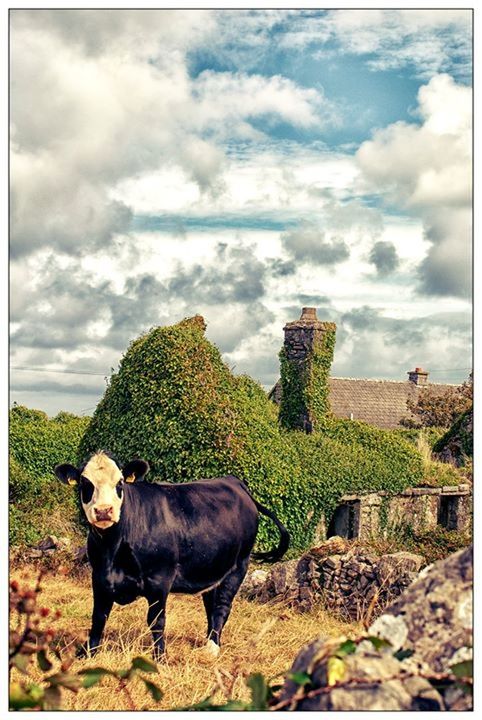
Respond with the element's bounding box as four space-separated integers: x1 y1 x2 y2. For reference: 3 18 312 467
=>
89 522 124 557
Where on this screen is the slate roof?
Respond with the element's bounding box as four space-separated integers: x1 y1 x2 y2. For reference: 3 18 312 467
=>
269 377 456 430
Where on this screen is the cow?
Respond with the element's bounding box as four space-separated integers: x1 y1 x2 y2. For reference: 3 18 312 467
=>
54 450 289 660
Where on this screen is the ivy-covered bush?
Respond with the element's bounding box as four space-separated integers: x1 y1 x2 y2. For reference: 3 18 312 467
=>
396 426 447 449
80 316 424 552
433 406 473 463
9 406 90 546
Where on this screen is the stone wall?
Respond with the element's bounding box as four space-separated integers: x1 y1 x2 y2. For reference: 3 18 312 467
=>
241 537 425 621
323 484 472 542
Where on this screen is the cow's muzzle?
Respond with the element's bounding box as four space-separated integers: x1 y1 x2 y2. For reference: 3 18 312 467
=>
94 506 113 522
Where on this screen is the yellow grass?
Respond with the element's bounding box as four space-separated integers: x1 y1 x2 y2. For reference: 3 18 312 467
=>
11 565 360 711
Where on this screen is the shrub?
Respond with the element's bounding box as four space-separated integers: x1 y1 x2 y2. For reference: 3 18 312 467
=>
402 373 472 429
9 407 90 546
396 426 447 449
433 406 473 464
80 317 424 552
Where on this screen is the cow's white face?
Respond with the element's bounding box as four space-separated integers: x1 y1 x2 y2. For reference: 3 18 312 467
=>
80 453 124 529
54 452 150 530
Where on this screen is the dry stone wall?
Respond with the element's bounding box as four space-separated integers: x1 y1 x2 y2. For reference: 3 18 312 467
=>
241 537 425 621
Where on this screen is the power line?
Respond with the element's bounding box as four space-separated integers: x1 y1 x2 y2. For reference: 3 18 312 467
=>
11 366 109 377
428 368 471 374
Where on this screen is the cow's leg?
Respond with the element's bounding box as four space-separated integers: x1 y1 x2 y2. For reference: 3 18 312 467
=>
78 584 113 657
202 589 215 639
206 557 250 656
146 594 168 661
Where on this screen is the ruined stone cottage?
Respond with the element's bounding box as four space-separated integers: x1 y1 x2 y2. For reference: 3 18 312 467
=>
269 307 471 541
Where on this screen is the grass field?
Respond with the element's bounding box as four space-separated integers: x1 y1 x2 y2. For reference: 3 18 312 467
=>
11 564 360 711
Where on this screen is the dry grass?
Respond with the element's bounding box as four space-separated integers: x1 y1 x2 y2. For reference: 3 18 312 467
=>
11 565 360 711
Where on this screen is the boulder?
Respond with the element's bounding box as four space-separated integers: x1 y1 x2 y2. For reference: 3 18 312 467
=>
369 545 473 710
276 636 443 711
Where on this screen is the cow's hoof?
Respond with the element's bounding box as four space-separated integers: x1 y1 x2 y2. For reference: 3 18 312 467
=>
205 639 221 658
75 643 90 659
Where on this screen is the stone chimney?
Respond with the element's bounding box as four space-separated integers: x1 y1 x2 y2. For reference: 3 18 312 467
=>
279 307 336 433
407 367 429 386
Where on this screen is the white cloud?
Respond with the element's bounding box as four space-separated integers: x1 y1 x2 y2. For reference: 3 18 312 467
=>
285 9 472 79
356 74 471 298
10 11 331 259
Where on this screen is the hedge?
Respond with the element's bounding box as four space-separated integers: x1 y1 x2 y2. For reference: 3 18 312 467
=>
9 406 90 546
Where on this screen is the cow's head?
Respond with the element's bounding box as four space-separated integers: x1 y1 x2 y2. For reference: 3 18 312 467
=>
54 451 149 529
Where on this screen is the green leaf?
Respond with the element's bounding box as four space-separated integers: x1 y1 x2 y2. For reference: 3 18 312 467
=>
287 671 312 687
246 672 269 710
336 639 357 657
366 636 392 651
78 666 117 678
37 649 53 672
142 678 163 702
450 659 473 679
394 648 414 661
9 681 44 710
81 668 113 688
131 655 158 674
47 672 82 691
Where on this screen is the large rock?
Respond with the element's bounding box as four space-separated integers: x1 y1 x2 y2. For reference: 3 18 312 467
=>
369 545 473 710
276 637 443 711
276 545 472 711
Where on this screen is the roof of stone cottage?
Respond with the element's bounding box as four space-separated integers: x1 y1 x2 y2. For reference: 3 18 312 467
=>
268 376 456 429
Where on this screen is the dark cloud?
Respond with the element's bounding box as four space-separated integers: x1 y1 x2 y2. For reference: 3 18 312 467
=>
341 306 380 331
281 223 350 266
10 242 273 363
334 306 471 381
268 258 297 277
368 240 399 276
297 294 332 307
168 242 266 305
417 209 472 299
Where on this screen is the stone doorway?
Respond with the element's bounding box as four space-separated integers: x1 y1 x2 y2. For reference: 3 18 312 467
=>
327 501 360 540
438 495 460 531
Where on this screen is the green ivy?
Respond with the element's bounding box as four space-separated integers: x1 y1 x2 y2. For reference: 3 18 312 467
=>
9 406 90 546
433 407 473 460
278 323 336 431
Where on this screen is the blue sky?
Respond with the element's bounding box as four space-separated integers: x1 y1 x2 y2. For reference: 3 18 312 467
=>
10 8 472 415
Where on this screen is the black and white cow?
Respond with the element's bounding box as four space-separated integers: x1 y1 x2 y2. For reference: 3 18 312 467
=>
54 451 289 659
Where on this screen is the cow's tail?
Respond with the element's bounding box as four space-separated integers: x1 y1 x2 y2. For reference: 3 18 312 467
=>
250 498 290 563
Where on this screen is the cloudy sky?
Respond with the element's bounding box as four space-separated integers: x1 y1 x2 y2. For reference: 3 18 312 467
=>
10 8 472 416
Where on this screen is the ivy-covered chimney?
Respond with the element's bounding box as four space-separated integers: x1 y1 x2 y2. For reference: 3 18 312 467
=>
279 307 336 433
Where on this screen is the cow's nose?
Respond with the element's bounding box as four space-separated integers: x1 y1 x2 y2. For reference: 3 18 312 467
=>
94 506 113 521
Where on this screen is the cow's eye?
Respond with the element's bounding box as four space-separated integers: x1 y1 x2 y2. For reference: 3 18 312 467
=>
116 481 124 499
80 477 95 504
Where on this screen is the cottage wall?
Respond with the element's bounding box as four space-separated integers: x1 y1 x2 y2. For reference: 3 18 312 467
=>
322 484 471 541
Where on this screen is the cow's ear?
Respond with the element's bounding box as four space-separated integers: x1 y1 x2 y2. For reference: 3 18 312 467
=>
122 459 150 483
54 464 80 486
